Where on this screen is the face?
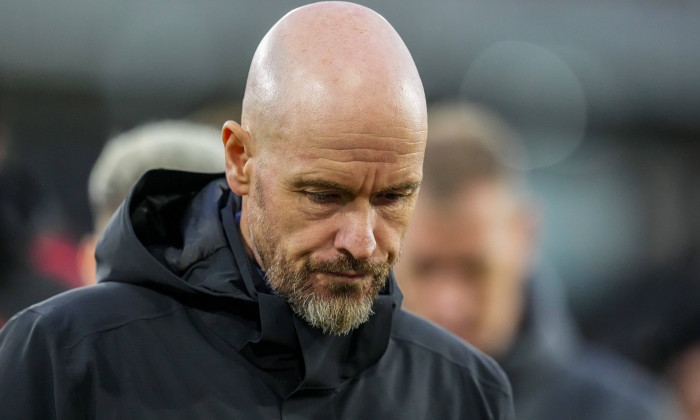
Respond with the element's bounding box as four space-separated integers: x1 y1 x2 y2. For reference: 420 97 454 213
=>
234 106 425 336
394 180 533 355
670 343 700 420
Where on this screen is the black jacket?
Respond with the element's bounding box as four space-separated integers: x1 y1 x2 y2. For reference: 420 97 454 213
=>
499 268 675 420
0 170 514 420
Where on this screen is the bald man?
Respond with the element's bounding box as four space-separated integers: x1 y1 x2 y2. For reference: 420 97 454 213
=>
0 3 514 419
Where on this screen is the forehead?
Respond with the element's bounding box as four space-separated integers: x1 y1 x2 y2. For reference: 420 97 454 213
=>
298 130 424 163
266 112 426 189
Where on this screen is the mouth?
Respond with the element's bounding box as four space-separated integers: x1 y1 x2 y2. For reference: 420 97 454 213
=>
316 271 369 284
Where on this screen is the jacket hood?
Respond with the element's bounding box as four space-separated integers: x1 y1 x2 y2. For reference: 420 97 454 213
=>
95 169 403 394
96 170 255 300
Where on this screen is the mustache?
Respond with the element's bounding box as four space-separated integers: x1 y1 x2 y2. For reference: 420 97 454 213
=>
305 255 391 277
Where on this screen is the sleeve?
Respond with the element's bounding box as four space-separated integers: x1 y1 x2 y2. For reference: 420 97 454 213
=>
0 310 80 420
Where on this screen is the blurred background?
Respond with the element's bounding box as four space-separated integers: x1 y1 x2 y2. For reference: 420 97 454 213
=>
1 0 698 394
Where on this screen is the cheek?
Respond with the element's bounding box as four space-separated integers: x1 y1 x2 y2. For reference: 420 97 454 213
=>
276 215 338 256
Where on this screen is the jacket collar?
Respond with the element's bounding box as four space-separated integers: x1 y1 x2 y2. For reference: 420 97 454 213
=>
217 190 398 392
104 170 401 394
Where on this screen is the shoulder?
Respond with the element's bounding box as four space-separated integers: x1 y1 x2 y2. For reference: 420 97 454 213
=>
5 282 182 349
564 344 671 417
375 309 514 418
391 309 512 395
521 340 671 419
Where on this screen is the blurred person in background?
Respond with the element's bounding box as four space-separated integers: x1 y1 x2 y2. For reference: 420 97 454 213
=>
0 81 69 327
668 312 700 419
0 159 69 327
588 246 700 419
670 341 700 419
394 101 677 420
77 120 225 285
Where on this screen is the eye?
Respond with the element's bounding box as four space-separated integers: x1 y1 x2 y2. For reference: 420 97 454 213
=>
307 192 342 204
373 191 410 206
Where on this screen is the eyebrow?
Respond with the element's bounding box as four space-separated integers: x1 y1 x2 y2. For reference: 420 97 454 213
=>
379 180 422 194
290 178 421 195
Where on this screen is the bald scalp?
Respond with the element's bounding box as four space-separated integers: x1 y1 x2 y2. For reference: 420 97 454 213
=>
241 1 426 146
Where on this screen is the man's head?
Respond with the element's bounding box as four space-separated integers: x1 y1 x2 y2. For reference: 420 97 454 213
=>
80 120 225 284
222 2 427 335
394 102 537 356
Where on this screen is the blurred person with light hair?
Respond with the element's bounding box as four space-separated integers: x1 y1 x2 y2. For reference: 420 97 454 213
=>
77 120 225 284
395 101 677 420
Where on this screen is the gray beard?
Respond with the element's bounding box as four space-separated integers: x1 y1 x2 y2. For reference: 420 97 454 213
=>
248 185 389 335
263 247 389 335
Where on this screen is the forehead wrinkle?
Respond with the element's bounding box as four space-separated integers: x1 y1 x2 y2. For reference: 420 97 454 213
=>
298 149 424 165
279 119 427 139
306 144 423 154
300 135 426 153
325 132 426 142
291 156 422 179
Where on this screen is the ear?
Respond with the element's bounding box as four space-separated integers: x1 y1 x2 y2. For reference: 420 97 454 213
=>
222 120 253 195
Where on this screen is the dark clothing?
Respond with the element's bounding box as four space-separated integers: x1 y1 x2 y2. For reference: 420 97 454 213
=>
584 247 700 374
0 160 69 327
0 170 514 420
499 268 675 420
0 268 67 327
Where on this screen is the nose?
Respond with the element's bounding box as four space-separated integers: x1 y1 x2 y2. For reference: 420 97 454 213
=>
334 204 377 261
